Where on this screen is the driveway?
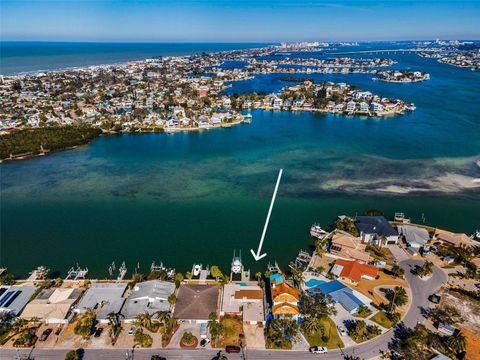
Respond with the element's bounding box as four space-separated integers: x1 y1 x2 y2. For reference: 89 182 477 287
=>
386 244 409 262
243 324 265 349
167 322 203 349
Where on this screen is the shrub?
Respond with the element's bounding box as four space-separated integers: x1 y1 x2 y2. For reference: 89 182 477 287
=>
134 329 153 347
64 350 79 360
180 331 197 346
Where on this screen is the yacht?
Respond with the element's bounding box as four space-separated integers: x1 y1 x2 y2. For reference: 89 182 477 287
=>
243 114 252 123
310 224 328 239
406 103 416 111
192 264 202 277
231 250 243 274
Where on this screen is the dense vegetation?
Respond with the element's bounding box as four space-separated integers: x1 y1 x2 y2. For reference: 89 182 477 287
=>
0 126 102 159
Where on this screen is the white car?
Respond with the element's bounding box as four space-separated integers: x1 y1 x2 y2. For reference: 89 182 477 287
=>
309 346 328 354
337 325 348 336
128 327 136 336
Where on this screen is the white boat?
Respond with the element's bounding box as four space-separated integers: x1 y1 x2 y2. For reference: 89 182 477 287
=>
192 264 202 277
406 103 416 111
310 224 328 239
243 114 252 123
231 250 243 274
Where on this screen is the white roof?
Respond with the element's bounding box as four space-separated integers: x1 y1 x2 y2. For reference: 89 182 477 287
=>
76 282 127 320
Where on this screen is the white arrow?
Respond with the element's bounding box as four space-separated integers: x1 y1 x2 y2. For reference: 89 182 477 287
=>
251 169 283 261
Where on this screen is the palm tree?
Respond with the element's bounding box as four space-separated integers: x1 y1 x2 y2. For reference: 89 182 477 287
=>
134 312 153 331
386 286 408 313
106 312 124 341
315 239 326 256
447 331 467 353
302 317 323 335
255 272 262 281
153 311 171 331
290 265 305 289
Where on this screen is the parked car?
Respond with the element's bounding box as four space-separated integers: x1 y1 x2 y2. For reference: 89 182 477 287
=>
337 325 347 337
225 345 241 353
39 328 52 342
200 338 211 347
128 327 136 336
309 346 328 354
54 325 63 336
94 327 103 337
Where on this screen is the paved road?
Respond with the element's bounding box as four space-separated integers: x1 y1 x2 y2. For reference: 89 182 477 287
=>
0 260 447 360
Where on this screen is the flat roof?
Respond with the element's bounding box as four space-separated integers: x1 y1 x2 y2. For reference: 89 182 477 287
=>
76 282 127 320
221 283 263 315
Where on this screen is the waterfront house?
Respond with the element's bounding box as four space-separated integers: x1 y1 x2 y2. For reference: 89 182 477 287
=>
354 216 399 246
309 280 371 314
330 259 379 285
122 280 175 321
370 102 383 112
21 288 82 324
434 231 476 248
346 101 356 112
220 283 265 324
75 282 127 323
173 284 220 324
0 285 37 316
269 274 300 319
273 97 283 109
359 102 369 113
398 225 430 248
329 230 371 263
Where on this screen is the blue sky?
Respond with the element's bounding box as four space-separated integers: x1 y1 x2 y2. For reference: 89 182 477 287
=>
1 0 479 42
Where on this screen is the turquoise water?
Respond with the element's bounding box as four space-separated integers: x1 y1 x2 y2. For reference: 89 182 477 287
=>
1 43 479 278
305 279 326 288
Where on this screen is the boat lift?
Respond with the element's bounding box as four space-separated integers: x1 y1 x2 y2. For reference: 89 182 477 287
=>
64 264 88 281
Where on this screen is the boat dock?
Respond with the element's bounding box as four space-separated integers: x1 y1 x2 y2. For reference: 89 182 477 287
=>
64 265 89 281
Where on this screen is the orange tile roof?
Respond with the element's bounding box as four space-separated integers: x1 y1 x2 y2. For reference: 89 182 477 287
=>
334 259 378 282
272 302 299 315
271 282 300 302
234 289 263 300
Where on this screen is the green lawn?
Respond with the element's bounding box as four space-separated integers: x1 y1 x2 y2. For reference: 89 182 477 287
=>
303 317 344 350
370 311 394 328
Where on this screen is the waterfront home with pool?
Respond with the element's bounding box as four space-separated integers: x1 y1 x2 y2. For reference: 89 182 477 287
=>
220 282 265 325
309 280 371 314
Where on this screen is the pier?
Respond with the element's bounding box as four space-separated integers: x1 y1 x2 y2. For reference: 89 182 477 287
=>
64 265 88 281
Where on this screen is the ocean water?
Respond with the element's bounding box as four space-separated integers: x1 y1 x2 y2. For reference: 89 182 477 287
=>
0 42 268 75
1 42 479 278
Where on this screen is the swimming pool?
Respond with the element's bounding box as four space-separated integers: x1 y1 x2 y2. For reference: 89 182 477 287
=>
305 279 326 288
